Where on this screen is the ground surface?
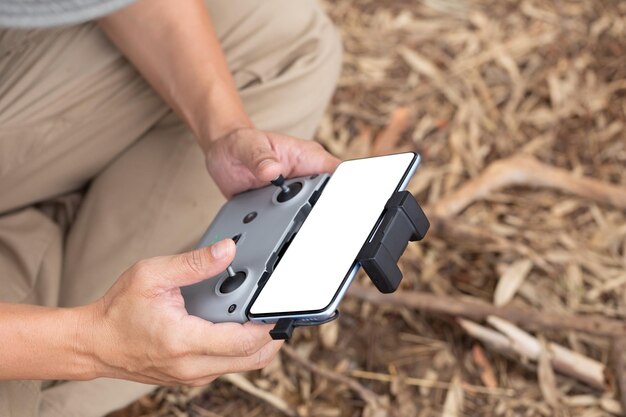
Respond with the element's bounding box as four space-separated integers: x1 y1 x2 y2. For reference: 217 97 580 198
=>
111 1 626 416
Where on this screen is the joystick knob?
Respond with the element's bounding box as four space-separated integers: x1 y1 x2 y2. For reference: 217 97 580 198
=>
271 175 291 194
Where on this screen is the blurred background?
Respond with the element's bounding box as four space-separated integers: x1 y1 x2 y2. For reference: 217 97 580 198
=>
112 0 626 415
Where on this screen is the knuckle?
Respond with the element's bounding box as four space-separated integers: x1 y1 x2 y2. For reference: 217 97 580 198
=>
172 364 198 383
182 250 206 274
129 260 158 294
162 335 186 357
190 376 217 387
253 347 276 370
237 334 264 357
131 259 152 277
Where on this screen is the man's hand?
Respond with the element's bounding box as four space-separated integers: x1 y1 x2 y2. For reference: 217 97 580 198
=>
88 239 281 386
99 1 340 199
205 127 341 198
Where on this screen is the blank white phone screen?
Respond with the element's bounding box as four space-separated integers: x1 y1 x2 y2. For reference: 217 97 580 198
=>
249 152 417 316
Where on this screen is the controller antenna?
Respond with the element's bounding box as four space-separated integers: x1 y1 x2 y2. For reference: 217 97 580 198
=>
271 175 290 194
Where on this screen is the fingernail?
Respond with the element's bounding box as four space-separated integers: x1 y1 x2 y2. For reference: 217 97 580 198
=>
211 240 231 259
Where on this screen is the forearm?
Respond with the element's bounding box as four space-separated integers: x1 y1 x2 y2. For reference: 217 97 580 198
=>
98 0 251 150
0 303 97 380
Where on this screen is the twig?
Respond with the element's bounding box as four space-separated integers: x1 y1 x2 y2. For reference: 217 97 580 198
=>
425 216 553 273
429 154 626 219
221 373 297 417
611 336 626 414
350 369 515 396
458 318 609 390
348 284 626 337
371 107 412 156
281 345 385 411
488 317 608 390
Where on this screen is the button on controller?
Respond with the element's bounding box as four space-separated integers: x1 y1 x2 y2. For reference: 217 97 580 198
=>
243 212 257 224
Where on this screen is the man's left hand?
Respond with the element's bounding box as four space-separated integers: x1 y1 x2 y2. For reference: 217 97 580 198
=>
204 127 341 198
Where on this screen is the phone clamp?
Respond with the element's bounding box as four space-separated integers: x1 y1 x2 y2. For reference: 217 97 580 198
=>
269 191 429 340
270 311 340 340
357 190 429 293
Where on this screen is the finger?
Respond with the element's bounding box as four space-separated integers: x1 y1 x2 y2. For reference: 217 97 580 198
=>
177 339 284 383
311 143 342 173
235 131 282 182
182 319 274 357
147 239 236 288
186 374 219 387
206 339 283 375
268 133 342 177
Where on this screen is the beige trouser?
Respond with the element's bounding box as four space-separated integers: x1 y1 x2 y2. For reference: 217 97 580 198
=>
0 1 341 416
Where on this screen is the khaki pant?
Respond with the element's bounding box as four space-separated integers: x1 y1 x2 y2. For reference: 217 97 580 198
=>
0 1 341 415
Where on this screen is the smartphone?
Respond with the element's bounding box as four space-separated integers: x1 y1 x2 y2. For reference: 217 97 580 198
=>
248 152 421 324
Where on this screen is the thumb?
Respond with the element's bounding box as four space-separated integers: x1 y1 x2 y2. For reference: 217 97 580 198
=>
237 134 282 182
151 239 236 288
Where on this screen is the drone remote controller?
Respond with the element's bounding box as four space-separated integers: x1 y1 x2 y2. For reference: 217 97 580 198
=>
181 174 331 323
183 153 430 339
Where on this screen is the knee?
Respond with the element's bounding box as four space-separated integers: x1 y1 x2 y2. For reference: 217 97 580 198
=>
238 0 343 88
271 0 342 69
303 3 343 88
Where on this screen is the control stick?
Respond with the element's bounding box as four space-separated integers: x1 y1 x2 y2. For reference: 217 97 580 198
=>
271 175 290 194
226 265 236 277
271 175 303 203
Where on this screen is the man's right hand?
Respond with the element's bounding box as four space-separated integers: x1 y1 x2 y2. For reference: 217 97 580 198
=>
85 239 281 386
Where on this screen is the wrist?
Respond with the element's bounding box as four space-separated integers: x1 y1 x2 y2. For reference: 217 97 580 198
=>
68 304 104 380
0 303 102 380
189 79 253 152
75 298 123 380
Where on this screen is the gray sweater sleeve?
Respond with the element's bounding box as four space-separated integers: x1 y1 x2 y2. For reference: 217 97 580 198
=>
0 0 136 28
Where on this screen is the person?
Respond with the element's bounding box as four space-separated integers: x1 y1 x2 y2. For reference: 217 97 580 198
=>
0 0 342 415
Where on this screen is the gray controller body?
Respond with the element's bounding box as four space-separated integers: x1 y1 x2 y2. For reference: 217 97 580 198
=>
181 174 331 323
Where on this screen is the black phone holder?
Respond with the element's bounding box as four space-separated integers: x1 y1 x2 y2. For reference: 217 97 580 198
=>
269 191 429 340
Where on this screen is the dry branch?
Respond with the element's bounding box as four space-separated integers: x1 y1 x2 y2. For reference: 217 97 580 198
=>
429 154 626 219
350 369 514 396
221 374 297 417
281 345 386 412
459 318 608 390
348 284 626 337
610 336 626 414
488 317 608 390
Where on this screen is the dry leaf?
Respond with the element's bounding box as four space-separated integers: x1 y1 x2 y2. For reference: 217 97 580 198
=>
471 344 498 389
493 259 533 306
537 340 559 408
442 373 464 417
319 319 339 349
599 397 623 416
